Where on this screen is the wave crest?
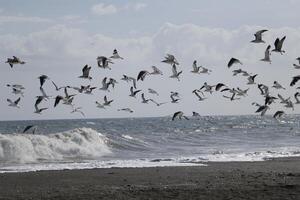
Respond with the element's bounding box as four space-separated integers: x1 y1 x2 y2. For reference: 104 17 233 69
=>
0 128 111 164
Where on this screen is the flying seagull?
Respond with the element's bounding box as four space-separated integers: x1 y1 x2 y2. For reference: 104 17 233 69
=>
129 86 141 98
149 66 163 75
34 104 48 114
169 64 182 81
137 70 150 81
255 105 269 116
121 75 137 89
251 29 268 43
227 58 242 68
191 60 200 74
118 108 133 113
7 97 21 108
141 93 153 103
290 75 300 87
273 111 284 120
38 75 49 88
272 81 285 90
110 49 123 59
95 101 106 109
260 45 271 63
148 88 159 96
162 54 179 65
247 74 258 85
97 56 113 69
71 106 85 117
23 125 37 134
54 95 64 107
79 65 92 80
272 36 286 54
192 89 206 101
103 95 113 106
172 111 189 121
5 56 25 68
215 83 226 91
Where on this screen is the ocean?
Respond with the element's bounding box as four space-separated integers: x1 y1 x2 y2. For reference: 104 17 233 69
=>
0 115 299 173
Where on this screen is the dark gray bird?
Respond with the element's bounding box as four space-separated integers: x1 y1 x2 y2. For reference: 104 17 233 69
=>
38 75 49 88
137 70 149 81
129 86 141 97
79 65 92 80
7 97 21 108
110 49 123 59
23 125 37 134
273 111 284 119
6 56 25 68
162 54 179 65
97 56 113 69
54 95 64 107
169 64 182 81
290 75 300 87
272 36 286 54
172 111 189 121
251 29 268 43
260 45 271 63
227 58 242 68
103 95 113 106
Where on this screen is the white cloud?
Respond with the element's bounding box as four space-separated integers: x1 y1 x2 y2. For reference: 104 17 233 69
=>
0 15 53 24
91 3 118 16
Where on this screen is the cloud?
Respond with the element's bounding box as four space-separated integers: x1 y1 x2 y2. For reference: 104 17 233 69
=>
0 15 53 24
1 23 300 120
133 3 147 11
91 3 118 16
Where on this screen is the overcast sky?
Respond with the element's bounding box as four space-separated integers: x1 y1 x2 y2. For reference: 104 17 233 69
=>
1 0 300 121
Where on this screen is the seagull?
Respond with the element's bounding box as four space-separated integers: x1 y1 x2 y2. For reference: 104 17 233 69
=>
110 49 123 59
129 86 141 98
278 94 290 104
54 96 64 107
215 83 226 91
170 94 180 103
35 96 44 107
273 111 284 119
223 93 241 101
71 106 85 117
260 45 271 63
162 54 179 65
251 29 268 43
118 108 133 113
232 69 243 76
38 75 49 87
170 91 180 98
40 87 51 100
23 125 37 134
272 81 285 90
192 111 200 117
191 60 200 74
285 100 294 110
97 56 113 69
236 87 249 96
149 100 168 106
5 56 25 68
227 57 242 68
7 97 21 108
137 70 150 81
290 75 300 87
264 94 277 105
255 105 269 116
199 66 212 74
294 92 300 104
6 84 25 90
108 78 118 88
192 89 206 101
95 101 106 109
272 36 286 54
52 81 65 91
84 86 97 95
103 95 113 106
11 87 24 96
141 93 152 103
172 111 189 121
149 66 163 75
34 104 48 114
121 75 137 89
99 77 111 91
258 84 269 96
247 74 258 85
148 88 159 96
169 64 182 81
294 57 300 69
79 65 92 80
200 82 214 94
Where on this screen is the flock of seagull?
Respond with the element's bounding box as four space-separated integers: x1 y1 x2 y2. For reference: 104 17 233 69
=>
4 29 300 133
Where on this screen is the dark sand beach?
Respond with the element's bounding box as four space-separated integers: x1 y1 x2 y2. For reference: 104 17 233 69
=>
0 157 300 200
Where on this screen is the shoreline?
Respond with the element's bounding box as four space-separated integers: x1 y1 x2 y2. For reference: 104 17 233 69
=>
0 157 299 199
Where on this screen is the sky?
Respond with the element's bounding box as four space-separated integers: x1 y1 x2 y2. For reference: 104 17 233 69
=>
1 0 300 120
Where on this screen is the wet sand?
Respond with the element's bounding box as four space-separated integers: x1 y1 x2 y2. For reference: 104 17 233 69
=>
0 157 300 200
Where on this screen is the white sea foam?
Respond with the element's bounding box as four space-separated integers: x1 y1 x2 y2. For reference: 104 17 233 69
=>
0 128 111 164
121 134 134 140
